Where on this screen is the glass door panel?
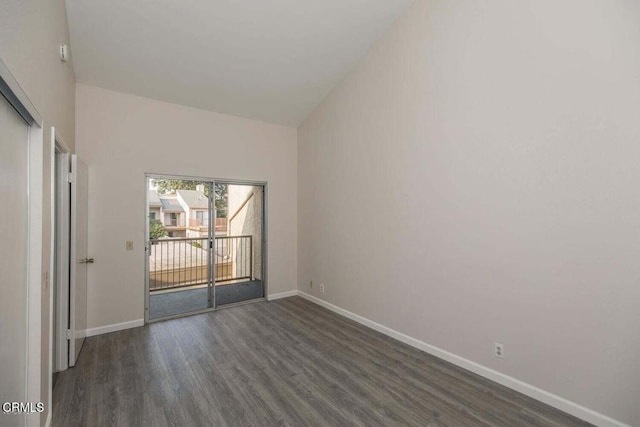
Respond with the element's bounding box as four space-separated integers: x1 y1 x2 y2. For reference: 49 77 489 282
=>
146 178 213 320
214 183 264 306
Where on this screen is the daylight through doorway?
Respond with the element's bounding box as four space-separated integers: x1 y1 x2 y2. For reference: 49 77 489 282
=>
146 176 265 321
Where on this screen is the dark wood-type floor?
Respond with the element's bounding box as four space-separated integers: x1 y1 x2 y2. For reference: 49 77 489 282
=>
52 297 591 426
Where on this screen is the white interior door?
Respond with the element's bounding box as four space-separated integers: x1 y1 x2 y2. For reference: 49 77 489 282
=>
69 155 89 366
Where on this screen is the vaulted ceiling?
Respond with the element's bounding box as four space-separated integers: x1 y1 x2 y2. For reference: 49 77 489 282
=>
65 0 413 126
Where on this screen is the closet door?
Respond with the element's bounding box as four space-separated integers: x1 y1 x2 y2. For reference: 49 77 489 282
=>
0 95 31 427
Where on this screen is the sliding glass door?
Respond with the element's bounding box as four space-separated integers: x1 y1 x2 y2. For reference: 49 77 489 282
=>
145 176 265 321
215 183 265 306
146 178 214 320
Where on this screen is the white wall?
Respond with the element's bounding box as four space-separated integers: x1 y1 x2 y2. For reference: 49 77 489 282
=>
0 1 76 425
76 84 297 329
298 1 640 425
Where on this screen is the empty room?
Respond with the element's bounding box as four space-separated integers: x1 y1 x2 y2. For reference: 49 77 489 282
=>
0 0 638 426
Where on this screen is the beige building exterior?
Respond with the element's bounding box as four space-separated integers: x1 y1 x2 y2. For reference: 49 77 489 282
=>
177 186 209 238
227 185 263 281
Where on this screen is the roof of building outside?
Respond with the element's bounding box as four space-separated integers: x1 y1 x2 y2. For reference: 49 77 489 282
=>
160 196 184 212
177 189 208 209
148 190 162 207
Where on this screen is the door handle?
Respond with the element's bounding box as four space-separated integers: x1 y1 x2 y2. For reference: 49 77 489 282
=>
80 258 94 264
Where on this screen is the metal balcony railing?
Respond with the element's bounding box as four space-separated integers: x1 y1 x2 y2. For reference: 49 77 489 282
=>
148 235 252 291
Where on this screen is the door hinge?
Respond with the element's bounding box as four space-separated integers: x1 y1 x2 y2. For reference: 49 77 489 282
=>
67 172 74 183
66 329 73 340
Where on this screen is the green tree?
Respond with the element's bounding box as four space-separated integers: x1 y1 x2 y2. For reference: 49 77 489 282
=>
152 179 228 217
149 219 167 240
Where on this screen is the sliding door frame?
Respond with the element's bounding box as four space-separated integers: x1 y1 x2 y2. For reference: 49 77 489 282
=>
144 173 268 323
1 55 44 426
207 181 215 310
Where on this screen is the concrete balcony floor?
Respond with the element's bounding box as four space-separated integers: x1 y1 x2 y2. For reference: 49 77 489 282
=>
149 280 263 320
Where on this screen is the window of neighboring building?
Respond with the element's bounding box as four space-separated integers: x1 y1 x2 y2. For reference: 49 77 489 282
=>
165 212 179 226
196 210 208 226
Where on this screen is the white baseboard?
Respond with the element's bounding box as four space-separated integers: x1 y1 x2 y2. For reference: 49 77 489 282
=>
267 290 298 301
296 291 627 427
84 319 144 337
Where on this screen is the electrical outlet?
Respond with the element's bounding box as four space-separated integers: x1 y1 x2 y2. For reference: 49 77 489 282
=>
494 343 504 358
126 241 134 251
320 283 325 294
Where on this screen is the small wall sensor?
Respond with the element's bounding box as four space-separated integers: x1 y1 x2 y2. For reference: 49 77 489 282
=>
60 44 69 62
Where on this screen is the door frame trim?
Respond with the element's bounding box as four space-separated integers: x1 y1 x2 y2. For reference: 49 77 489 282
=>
51 129 71 377
0 56 42 126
